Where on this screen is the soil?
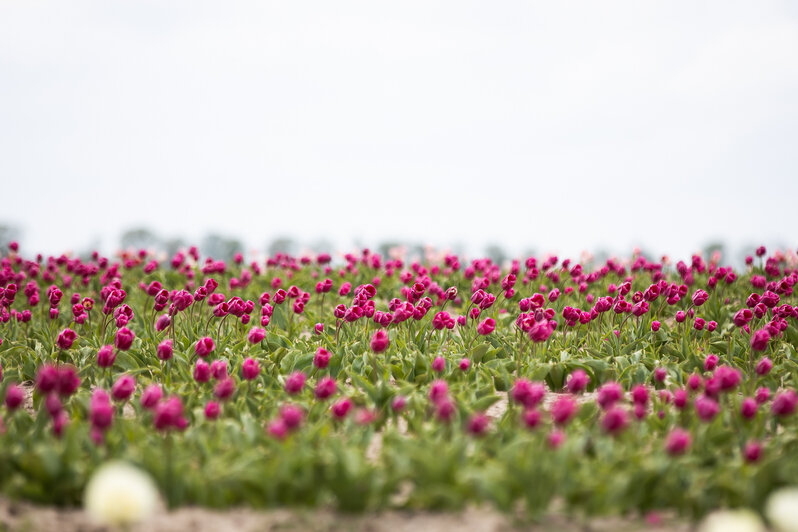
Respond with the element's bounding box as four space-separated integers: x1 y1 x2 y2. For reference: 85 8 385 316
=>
0 498 689 532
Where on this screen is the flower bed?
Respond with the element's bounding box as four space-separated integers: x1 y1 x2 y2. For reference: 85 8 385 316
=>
0 242 797 526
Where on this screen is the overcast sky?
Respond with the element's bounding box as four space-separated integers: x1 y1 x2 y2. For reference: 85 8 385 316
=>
1 1 796 261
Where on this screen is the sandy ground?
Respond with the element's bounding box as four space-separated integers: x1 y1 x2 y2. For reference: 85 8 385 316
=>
0 497 690 532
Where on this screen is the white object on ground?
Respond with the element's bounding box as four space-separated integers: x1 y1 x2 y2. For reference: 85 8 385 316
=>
84 460 160 527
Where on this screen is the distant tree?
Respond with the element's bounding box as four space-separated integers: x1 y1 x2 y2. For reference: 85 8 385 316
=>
267 237 296 257
634 246 655 262
593 248 610 266
521 248 538 261
703 241 726 262
163 238 187 258
485 244 507 265
310 238 333 254
736 242 759 267
377 241 402 258
406 243 425 262
77 237 102 261
0 224 21 251
202 234 242 262
449 242 466 258
120 228 161 252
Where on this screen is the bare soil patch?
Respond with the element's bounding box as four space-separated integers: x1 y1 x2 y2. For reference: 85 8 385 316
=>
0 498 689 532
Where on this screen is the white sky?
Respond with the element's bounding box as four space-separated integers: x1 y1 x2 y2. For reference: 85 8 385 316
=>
1 1 797 261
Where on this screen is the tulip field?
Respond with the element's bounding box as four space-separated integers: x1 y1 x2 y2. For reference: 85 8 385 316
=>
1 242 798 527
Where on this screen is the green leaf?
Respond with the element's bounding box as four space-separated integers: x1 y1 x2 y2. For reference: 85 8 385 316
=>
470 343 490 364
472 394 501 412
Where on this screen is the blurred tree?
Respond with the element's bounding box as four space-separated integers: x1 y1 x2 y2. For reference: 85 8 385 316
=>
78 237 102 261
310 238 333 254
267 237 296 257
377 241 402 258
736 242 758 267
449 242 466 258
163 238 186 258
634 246 655 262
703 241 726 262
0 224 21 251
593 248 610 266
406 243 425 262
120 228 161 252
521 248 538 261
202 234 242 262
485 244 507 265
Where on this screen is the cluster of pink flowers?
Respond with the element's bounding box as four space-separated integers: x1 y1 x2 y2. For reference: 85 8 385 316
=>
1 240 797 472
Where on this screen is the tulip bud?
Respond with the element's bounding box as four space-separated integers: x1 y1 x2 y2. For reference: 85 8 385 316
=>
156 339 173 361
111 375 136 401
97 345 116 368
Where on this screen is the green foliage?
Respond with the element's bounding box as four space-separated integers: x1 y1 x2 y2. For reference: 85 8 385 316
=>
0 246 796 523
